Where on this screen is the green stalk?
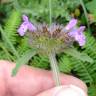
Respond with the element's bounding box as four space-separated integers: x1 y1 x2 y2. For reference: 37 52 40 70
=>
48 0 60 86
49 0 52 25
80 0 91 33
49 52 61 86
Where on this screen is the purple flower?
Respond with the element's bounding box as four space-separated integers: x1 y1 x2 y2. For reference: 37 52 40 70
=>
28 22 36 32
68 26 86 46
18 15 36 36
65 19 77 30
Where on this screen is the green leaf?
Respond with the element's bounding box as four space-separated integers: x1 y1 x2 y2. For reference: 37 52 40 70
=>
12 49 36 76
64 48 93 63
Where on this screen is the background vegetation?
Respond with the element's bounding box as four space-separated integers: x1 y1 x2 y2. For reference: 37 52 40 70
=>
0 0 96 96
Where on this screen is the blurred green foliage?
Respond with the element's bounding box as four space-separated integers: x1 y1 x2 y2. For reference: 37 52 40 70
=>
86 0 96 22
0 0 96 96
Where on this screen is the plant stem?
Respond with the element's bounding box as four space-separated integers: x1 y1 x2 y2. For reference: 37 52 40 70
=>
48 0 60 86
49 52 61 86
49 0 52 26
80 0 91 33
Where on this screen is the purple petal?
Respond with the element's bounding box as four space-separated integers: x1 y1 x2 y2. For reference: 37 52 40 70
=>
18 15 36 36
17 22 28 36
65 19 77 30
75 32 86 46
75 26 86 46
77 36 86 46
22 15 29 22
68 26 86 46
28 22 36 32
68 28 77 36
77 26 85 35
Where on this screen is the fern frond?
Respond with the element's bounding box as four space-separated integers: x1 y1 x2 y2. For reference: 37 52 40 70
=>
0 50 11 60
0 42 14 61
70 57 94 83
4 10 21 45
83 33 96 57
58 55 73 73
88 84 96 96
17 37 30 56
0 26 19 59
58 53 95 83
67 32 96 83
31 55 50 69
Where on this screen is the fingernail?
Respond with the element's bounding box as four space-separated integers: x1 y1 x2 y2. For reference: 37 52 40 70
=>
53 84 87 96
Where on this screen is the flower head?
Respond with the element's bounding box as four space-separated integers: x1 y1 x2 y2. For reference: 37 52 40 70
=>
28 24 74 54
18 15 36 36
17 16 86 54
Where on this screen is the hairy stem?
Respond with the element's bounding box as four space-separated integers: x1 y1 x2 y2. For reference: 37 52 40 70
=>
49 52 61 86
49 0 52 25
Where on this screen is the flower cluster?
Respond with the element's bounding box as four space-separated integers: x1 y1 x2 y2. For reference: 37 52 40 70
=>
18 15 86 54
66 19 85 46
